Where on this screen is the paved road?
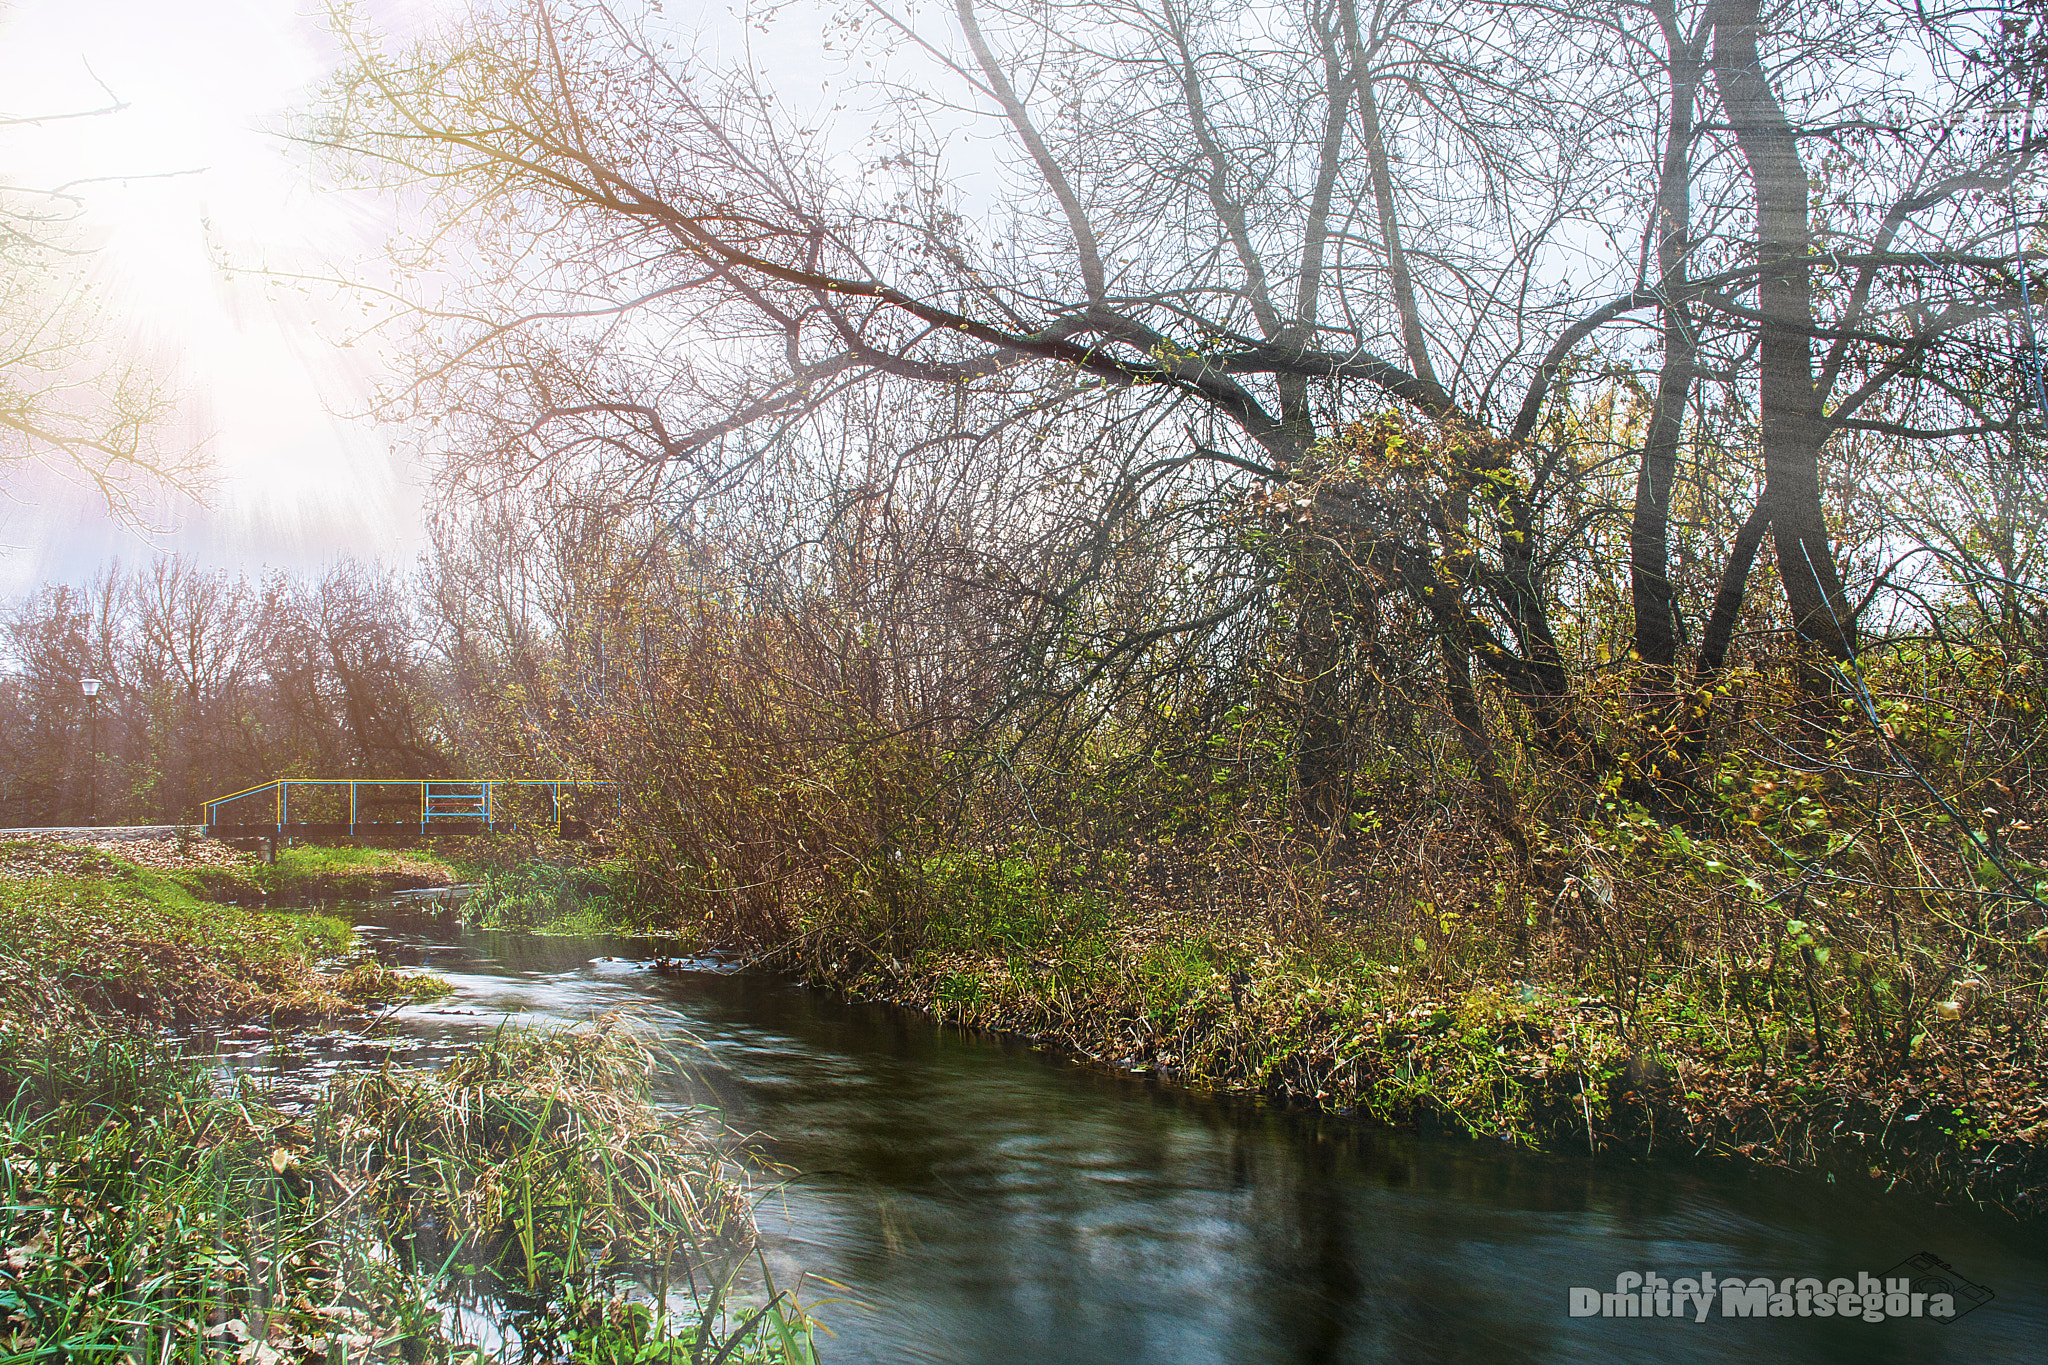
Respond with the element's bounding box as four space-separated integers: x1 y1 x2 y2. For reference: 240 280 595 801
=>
0 825 207 841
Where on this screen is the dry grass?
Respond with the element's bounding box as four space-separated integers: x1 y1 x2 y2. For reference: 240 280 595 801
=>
321 1013 756 1301
1 1017 810 1362
0 831 255 880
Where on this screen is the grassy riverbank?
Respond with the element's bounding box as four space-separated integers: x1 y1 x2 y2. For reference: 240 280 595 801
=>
0 1020 813 1363
2 850 354 1028
427 835 650 935
621 811 2048 1222
0 836 466 1020
770 877 2047 1219
1 834 457 906
361 795 2047 1220
0 839 817 1361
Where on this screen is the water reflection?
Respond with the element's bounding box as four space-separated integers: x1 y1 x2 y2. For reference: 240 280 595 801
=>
317 916 2046 1364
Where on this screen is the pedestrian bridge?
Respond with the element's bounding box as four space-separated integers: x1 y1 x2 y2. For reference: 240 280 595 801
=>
202 778 609 840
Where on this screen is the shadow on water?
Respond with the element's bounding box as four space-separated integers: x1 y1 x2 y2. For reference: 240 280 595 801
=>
275 912 2046 1365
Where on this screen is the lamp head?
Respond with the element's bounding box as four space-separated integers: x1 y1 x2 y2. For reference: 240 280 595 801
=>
80 678 103 698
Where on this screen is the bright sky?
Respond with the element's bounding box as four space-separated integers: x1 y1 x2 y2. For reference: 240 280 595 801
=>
0 0 940 600
0 0 460 597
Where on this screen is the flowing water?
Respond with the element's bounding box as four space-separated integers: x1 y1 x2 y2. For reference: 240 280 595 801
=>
243 913 2046 1365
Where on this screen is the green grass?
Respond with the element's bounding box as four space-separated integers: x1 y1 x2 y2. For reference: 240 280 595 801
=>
0 872 354 1025
0 1021 818 1363
1131 938 1226 1025
0 848 466 1024
0 837 460 908
466 861 633 933
915 851 1108 960
248 844 459 902
326 960 458 1005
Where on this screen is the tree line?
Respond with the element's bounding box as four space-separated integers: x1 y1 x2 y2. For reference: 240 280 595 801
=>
10 0 2046 898
0 558 442 826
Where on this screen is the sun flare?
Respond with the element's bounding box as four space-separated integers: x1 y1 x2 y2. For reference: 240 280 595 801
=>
0 0 425 585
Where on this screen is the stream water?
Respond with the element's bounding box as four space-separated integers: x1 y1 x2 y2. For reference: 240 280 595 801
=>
243 913 2046 1365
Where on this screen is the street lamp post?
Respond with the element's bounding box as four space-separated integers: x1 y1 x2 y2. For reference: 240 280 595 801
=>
80 678 102 827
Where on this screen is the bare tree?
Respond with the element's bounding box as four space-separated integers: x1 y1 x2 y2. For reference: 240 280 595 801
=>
260 560 446 776
316 0 2044 827
1686 0 2044 676
124 556 260 817
0 557 444 823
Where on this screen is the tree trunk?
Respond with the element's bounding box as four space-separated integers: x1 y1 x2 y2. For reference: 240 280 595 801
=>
1710 0 1856 679
1631 8 1703 677
1696 495 1773 679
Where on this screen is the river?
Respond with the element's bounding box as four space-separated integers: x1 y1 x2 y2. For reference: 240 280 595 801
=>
240 913 2046 1364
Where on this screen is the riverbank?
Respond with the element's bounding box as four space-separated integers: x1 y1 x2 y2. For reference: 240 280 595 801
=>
698 843 2048 1224
187 827 2040 1225
0 1018 805 1362
0 837 456 1022
24 824 2038 1232
0 841 817 1361
1 830 458 903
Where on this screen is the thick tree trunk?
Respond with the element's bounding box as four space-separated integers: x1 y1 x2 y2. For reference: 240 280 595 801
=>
1710 0 1856 677
1631 9 1702 676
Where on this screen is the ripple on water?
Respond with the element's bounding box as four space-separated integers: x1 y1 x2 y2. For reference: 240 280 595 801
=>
241 912 2048 1365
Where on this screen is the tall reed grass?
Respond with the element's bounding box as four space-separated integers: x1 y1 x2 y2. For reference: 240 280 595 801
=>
0 1016 816 1363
